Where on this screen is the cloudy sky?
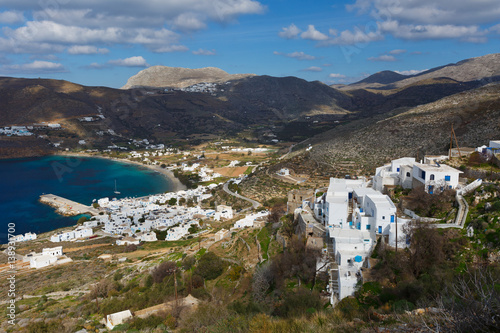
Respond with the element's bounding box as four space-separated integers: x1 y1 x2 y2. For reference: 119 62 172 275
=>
0 0 499 88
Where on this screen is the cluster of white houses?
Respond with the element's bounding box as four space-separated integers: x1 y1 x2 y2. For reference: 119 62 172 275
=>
10 232 37 243
90 185 234 243
293 156 464 304
50 226 93 242
23 246 72 269
373 157 462 194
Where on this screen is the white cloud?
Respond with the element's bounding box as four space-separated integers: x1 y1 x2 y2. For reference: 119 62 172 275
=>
0 60 67 74
85 62 107 69
345 0 496 42
329 73 346 78
395 69 428 76
389 49 406 55
490 24 500 34
379 20 486 41
173 13 207 31
321 27 383 45
29 54 59 61
301 25 329 41
368 54 397 62
273 51 317 61
0 0 265 55
192 48 216 55
5 0 265 27
108 56 149 67
278 23 301 39
0 37 66 54
0 10 24 24
153 45 189 53
349 0 500 26
68 45 109 55
302 66 323 72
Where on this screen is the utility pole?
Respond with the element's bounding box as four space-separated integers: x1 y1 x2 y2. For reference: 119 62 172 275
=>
449 124 462 159
174 269 178 301
395 213 398 253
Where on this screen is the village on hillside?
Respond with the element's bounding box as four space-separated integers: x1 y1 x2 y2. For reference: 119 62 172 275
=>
8 139 499 317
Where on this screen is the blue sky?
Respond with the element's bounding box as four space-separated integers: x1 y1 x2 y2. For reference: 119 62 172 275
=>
0 0 499 88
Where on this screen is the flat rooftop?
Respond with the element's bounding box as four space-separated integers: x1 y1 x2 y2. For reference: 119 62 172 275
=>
414 163 462 173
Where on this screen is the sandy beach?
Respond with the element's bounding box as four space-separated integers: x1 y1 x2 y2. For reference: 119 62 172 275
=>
57 152 187 192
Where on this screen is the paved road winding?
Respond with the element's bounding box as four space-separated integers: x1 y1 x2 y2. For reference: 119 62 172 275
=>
223 181 261 212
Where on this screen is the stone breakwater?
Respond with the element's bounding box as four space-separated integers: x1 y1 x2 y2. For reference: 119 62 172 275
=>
39 194 99 217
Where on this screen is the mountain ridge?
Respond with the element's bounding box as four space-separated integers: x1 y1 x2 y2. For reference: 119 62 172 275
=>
122 66 255 89
343 53 500 91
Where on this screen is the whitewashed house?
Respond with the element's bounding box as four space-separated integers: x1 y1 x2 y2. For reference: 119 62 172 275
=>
233 211 269 229
98 197 110 207
27 246 63 269
43 246 63 257
412 163 462 193
10 232 37 243
83 219 99 228
214 229 230 241
137 232 157 242
316 178 367 228
50 231 75 243
214 205 233 221
277 168 290 176
29 255 58 269
74 227 93 239
116 237 140 246
106 310 133 330
372 157 416 192
373 157 462 194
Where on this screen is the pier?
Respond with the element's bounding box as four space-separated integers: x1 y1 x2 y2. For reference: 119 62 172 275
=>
40 194 100 216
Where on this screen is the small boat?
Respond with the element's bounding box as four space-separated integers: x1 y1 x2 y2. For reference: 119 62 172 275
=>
114 180 121 195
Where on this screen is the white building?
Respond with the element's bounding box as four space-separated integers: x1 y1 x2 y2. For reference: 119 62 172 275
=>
10 232 37 243
98 197 110 207
316 178 367 228
373 157 462 194
137 232 157 242
328 228 374 303
319 177 405 303
277 168 290 176
29 255 58 269
373 157 416 192
412 163 462 193
26 246 63 269
233 211 269 229
43 246 63 257
116 237 140 246
214 205 233 221
214 229 230 241
50 227 93 242
106 310 133 330
489 140 500 149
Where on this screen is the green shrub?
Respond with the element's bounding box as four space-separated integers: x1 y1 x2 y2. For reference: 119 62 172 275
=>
336 297 361 321
392 299 415 313
194 252 225 280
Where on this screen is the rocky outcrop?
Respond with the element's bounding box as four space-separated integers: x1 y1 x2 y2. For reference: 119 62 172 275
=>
122 66 255 89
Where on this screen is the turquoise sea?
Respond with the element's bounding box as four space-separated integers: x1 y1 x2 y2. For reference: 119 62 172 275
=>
0 155 174 244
